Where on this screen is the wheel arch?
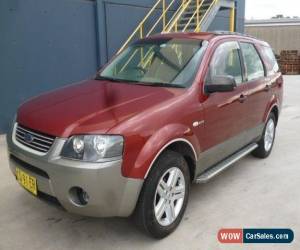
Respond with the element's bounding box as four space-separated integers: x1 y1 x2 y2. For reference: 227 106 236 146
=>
270 105 279 125
144 138 198 181
264 103 279 125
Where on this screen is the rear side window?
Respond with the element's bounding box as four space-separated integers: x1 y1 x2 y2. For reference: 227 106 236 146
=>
240 43 265 81
206 41 243 85
261 46 279 75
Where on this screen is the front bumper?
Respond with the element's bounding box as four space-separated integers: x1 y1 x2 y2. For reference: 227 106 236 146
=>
6 129 143 218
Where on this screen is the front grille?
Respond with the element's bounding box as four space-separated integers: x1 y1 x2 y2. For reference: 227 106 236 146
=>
15 124 55 153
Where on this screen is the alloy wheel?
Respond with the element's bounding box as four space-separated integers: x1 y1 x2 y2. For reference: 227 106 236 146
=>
154 167 186 227
264 118 275 152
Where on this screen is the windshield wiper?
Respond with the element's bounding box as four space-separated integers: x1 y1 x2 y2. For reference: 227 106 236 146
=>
135 82 185 88
95 76 141 83
95 76 185 88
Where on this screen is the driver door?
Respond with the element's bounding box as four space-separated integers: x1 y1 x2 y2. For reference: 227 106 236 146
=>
200 41 249 170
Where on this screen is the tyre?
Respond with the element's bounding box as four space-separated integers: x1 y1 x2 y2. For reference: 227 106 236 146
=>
134 150 190 239
252 112 276 158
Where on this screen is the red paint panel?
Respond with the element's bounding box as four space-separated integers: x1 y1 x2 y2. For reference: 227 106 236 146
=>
17 80 180 138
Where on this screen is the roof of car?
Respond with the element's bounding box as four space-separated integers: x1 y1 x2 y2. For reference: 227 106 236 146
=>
146 32 216 41
145 31 269 46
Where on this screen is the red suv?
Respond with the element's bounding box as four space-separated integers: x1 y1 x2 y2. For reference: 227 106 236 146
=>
7 32 283 238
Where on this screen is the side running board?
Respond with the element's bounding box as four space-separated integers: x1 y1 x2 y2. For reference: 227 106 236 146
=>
195 143 258 184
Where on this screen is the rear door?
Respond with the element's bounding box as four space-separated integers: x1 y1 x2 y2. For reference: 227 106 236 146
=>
239 42 270 142
259 45 283 107
200 41 249 171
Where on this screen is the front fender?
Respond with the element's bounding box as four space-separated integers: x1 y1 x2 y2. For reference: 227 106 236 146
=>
124 123 200 179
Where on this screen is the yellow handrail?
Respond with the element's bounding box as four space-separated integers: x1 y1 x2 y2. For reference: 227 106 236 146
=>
118 0 226 73
118 0 234 56
182 0 204 32
163 0 166 29
118 0 163 53
147 0 177 36
194 0 218 31
118 0 184 71
163 0 187 32
229 3 235 32
165 0 193 32
118 0 185 54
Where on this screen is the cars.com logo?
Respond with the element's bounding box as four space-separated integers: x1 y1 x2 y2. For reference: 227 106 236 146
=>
218 228 294 244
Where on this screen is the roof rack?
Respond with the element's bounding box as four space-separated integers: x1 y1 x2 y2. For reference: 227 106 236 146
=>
212 30 259 40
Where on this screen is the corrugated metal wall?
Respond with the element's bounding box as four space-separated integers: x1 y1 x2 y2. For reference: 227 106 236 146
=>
245 25 300 55
0 0 245 133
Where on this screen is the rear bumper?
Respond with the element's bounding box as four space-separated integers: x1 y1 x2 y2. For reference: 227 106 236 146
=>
6 130 143 218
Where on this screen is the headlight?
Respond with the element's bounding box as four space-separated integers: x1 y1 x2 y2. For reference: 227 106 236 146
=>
61 135 124 162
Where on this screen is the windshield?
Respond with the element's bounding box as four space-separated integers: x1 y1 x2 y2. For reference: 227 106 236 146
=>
98 38 206 88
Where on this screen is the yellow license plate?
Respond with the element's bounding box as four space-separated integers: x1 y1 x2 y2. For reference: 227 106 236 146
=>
16 168 37 196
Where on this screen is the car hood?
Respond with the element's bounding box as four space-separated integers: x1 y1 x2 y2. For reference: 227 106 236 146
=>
17 80 183 137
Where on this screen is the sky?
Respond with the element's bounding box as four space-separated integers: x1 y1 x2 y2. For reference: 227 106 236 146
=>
246 0 300 20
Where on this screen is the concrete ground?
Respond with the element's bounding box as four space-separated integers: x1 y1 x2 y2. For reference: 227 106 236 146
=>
0 76 299 250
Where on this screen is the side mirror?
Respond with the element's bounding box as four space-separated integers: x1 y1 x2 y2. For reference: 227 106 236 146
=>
205 75 237 93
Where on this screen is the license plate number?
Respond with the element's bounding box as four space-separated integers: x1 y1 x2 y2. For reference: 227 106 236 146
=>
16 168 37 196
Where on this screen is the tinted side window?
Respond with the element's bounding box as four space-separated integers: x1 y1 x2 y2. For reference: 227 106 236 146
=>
206 41 243 85
261 46 279 75
240 43 265 81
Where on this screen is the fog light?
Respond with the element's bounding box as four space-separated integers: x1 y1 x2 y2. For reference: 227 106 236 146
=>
69 187 89 206
78 188 89 205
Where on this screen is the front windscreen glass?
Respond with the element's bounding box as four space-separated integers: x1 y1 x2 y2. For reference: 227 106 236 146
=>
98 38 206 88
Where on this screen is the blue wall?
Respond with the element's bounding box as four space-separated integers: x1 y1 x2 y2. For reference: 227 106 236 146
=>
0 0 98 133
0 0 245 133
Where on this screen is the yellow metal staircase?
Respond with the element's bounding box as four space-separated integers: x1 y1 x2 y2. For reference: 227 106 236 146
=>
119 0 236 53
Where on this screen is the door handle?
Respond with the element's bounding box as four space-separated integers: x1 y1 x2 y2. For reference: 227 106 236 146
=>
239 94 248 103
